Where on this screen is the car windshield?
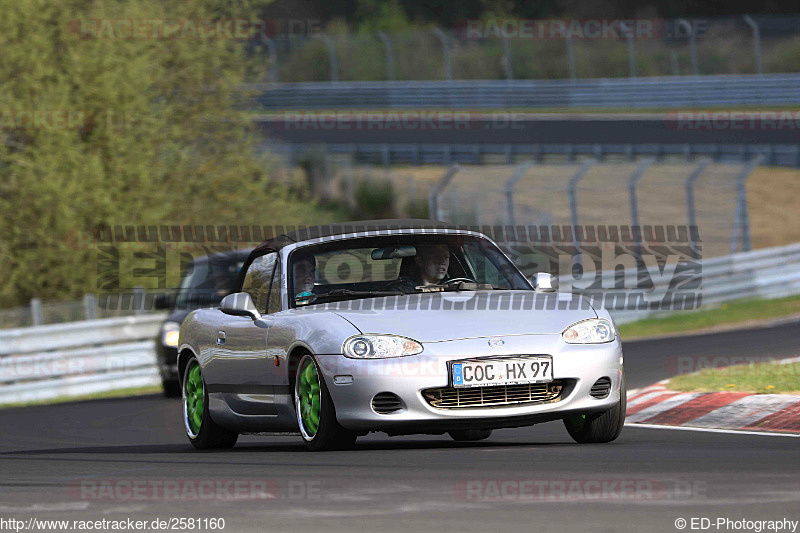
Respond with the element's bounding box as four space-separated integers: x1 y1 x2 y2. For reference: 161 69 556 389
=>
288 234 531 307
175 254 246 308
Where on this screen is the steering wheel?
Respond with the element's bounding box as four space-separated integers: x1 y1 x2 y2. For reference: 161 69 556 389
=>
442 277 477 286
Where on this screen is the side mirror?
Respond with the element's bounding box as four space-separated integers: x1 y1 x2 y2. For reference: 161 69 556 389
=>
154 293 171 310
220 292 262 320
532 272 558 292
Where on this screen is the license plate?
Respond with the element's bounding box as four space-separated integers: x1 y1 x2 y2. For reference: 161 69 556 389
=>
451 356 553 388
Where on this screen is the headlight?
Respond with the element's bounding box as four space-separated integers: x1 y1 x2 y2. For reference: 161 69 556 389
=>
562 318 616 344
161 321 180 348
342 335 423 359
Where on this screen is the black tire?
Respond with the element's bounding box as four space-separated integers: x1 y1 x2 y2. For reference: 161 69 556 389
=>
161 378 181 398
295 354 358 452
182 358 238 450
564 374 626 444
448 429 493 442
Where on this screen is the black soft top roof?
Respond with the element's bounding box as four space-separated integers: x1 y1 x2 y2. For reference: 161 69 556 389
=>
250 219 468 257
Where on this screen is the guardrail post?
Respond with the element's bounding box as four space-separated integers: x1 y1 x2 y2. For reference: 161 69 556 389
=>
568 160 596 265
730 154 763 253
377 32 395 81
684 158 712 252
433 28 453 80
30 298 42 327
262 36 279 83
502 36 513 80
743 15 763 75
319 33 339 82
503 162 533 226
428 164 460 221
566 35 577 80
83 294 97 321
628 158 655 257
677 19 699 75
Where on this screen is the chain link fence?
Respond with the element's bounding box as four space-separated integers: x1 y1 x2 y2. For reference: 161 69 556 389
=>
251 15 800 83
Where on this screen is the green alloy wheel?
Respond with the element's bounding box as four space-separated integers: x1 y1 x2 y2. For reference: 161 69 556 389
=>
182 358 238 450
294 354 358 451
185 362 204 435
297 358 321 438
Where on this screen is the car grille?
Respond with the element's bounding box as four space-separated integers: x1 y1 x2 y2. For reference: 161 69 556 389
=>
590 377 612 398
422 381 565 409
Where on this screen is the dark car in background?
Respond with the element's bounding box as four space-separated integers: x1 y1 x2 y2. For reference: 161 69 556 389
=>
155 248 251 396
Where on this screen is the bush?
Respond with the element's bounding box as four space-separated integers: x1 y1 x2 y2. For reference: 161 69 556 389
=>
353 178 396 219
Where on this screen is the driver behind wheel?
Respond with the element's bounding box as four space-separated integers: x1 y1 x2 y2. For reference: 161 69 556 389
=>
413 244 450 286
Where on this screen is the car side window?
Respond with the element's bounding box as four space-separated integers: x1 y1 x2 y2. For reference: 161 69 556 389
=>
241 252 277 313
266 258 282 314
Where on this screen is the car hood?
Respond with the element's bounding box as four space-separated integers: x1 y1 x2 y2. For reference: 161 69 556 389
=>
328 291 596 342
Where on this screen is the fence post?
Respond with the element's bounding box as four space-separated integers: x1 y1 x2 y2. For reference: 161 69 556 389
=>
376 32 395 81
503 162 533 226
262 36 279 83
742 15 763 75
83 293 97 321
730 154 763 253
684 158 712 252
319 33 339 82
30 298 43 327
628 158 655 256
566 35 577 80
428 164 460 221
502 36 513 80
626 30 637 78
670 51 680 76
568 160 596 263
677 19 698 75
433 28 453 80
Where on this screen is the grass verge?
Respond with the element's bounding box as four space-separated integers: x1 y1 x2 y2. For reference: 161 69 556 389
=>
0 385 163 410
618 294 800 340
667 361 800 394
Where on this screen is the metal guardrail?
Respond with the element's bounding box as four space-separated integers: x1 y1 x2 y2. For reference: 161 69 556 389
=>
250 74 800 110
1 243 799 404
271 143 800 168
607 242 800 324
0 314 165 405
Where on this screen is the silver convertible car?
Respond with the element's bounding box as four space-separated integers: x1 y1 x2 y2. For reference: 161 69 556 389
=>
178 220 625 451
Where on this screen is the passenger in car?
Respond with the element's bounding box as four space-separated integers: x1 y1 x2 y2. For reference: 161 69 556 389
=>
292 250 317 300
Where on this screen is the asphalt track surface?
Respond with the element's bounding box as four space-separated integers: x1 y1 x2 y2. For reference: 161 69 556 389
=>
258 116 800 146
1 320 798 533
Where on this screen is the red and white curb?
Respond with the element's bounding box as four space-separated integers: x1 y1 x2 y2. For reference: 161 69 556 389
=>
625 380 800 435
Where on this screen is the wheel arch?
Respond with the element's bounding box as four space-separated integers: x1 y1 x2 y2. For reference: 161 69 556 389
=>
177 345 199 387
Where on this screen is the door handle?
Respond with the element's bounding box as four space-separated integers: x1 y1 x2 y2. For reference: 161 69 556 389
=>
217 331 226 345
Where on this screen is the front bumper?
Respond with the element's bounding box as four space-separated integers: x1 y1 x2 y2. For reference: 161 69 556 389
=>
316 334 623 432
